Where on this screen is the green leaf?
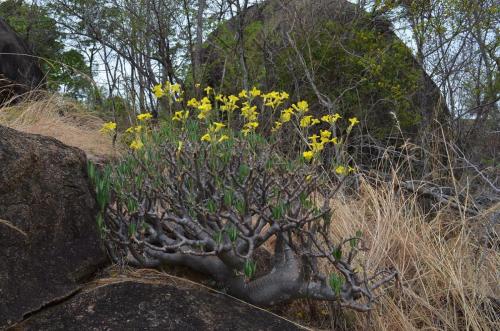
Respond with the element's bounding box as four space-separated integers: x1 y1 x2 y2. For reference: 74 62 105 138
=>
329 274 344 296
127 198 138 213
238 164 250 181
224 190 234 208
244 260 257 279
206 199 217 213
333 246 342 261
87 160 96 184
271 203 285 219
227 226 238 242
214 231 223 245
128 222 137 237
235 199 246 214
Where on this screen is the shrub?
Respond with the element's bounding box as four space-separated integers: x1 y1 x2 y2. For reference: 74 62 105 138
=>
91 84 396 310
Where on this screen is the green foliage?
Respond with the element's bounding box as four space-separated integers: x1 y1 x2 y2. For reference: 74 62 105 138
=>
329 273 344 296
207 9 427 137
0 0 93 97
244 260 257 279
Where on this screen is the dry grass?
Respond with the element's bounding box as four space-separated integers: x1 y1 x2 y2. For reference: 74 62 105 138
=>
281 178 499 330
0 93 120 159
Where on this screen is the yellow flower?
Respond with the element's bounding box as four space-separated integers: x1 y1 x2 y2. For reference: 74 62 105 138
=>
220 95 239 112
212 122 226 132
241 121 259 136
262 91 284 109
280 91 289 100
331 137 339 144
197 97 212 119
348 117 360 127
271 121 282 132
152 83 164 98
309 141 324 153
280 108 294 122
244 121 259 129
173 110 189 122
292 100 308 113
125 127 134 134
170 83 181 94
348 166 356 173
201 133 212 142
134 125 144 132
177 141 184 152
300 115 313 127
303 150 315 161
200 97 212 106
100 122 116 133
308 134 320 143
195 83 201 88
305 174 313 182
215 94 225 102
320 130 332 143
137 113 153 121
238 89 248 98
218 135 229 143
204 86 213 95
311 118 320 125
241 102 258 121
250 86 261 97
335 165 348 175
130 139 144 150
321 113 341 124
187 98 199 108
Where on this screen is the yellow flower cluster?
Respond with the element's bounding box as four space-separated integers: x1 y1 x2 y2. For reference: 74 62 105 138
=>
188 97 212 120
217 94 240 112
100 121 116 134
263 91 288 109
201 122 229 143
153 82 183 102
150 83 360 175
172 110 189 123
137 113 153 121
335 165 356 176
302 130 338 161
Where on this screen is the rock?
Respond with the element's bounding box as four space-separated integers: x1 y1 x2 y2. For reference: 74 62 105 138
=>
203 0 448 137
12 280 304 330
0 125 107 329
0 17 45 104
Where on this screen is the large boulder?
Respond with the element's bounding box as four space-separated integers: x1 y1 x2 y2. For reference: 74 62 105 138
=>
0 17 45 104
12 279 304 330
0 125 107 329
203 0 448 138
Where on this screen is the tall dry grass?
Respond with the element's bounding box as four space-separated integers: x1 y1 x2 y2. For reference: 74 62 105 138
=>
285 177 498 330
0 92 119 159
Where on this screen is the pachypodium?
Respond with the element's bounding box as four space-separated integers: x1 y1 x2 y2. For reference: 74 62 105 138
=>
95 83 396 310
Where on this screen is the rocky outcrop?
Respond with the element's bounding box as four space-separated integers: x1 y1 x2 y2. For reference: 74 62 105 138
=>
0 125 107 329
0 17 45 104
203 0 448 137
12 279 304 330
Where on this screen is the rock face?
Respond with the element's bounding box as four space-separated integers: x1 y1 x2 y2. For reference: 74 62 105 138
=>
203 0 447 137
0 17 45 104
0 125 107 329
13 280 304 330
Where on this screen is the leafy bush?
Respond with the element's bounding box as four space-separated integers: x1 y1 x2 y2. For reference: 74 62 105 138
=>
91 84 396 310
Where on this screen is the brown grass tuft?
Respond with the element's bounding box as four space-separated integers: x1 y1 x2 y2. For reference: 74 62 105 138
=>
0 93 121 159
282 178 499 330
